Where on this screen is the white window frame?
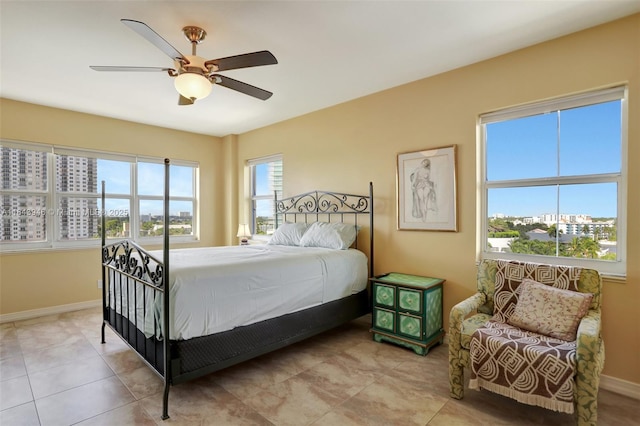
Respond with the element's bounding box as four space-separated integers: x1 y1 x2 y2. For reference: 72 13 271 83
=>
478 86 627 277
0 140 199 252
248 154 282 240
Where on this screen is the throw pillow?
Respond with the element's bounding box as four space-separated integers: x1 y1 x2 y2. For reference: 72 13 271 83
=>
508 278 593 341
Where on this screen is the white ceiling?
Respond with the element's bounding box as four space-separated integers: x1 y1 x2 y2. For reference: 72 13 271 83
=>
1 1 639 137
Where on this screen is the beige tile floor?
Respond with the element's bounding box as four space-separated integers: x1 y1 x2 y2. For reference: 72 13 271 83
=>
0 307 638 425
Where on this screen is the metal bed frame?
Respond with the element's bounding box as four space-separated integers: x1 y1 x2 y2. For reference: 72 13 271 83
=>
100 159 374 419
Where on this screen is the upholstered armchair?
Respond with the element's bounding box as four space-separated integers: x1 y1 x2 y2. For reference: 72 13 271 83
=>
448 259 604 426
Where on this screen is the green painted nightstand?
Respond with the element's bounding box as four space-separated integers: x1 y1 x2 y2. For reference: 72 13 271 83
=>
370 272 445 356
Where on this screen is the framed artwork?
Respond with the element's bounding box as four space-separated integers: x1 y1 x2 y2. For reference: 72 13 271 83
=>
397 145 457 231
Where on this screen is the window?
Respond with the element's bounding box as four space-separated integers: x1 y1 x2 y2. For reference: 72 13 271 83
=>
0 141 198 250
249 154 282 237
479 86 626 276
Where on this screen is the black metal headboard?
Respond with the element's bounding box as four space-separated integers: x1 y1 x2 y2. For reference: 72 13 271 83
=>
274 182 374 278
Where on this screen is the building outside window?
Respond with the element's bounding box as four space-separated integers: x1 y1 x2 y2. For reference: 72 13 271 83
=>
0 142 198 250
1 144 49 243
249 154 283 237
479 86 627 276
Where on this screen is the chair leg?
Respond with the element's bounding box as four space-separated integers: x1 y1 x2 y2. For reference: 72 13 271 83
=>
575 377 599 426
449 357 465 399
576 399 597 426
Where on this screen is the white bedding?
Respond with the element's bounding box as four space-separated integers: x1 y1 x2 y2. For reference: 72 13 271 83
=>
109 244 368 341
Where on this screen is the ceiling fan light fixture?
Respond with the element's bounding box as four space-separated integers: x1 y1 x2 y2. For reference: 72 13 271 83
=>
174 72 212 101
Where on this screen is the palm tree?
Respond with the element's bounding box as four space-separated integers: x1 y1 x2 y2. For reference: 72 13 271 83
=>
566 237 599 259
547 224 563 239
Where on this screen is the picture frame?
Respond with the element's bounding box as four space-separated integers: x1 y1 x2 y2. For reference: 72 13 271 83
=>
397 145 457 231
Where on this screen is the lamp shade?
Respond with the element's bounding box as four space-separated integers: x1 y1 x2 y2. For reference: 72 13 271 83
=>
236 224 251 238
174 72 212 100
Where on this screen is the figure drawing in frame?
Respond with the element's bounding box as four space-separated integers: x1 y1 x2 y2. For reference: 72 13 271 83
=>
398 145 457 231
410 158 438 221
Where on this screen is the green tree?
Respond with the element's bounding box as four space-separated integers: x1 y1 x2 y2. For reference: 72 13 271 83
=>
509 238 557 256
256 216 268 235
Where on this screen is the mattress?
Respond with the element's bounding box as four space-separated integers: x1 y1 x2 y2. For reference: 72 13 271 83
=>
108 244 368 340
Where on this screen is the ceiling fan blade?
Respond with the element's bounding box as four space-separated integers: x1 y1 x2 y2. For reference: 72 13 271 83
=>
121 19 185 61
213 74 273 100
90 66 175 72
178 95 195 106
205 51 277 72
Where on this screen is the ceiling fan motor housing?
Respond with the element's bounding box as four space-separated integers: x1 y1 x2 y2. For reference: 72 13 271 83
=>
176 56 211 77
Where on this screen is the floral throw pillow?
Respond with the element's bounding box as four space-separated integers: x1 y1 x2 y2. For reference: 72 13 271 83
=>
508 278 593 341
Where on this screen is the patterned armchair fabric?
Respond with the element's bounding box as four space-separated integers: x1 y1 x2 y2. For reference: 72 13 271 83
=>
448 259 604 426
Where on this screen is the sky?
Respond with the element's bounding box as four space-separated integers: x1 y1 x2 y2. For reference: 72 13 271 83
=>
486 100 621 218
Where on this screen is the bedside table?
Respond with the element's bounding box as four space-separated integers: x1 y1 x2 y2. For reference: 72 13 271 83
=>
370 272 445 356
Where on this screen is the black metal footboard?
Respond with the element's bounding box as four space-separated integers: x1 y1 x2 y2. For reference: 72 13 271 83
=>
101 240 166 375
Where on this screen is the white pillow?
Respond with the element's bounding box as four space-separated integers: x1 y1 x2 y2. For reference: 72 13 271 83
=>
267 222 310 246
299 222 359 250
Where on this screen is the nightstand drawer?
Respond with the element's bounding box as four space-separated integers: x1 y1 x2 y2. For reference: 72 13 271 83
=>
398 313 422 339
373 308 395 332
398 287 422 314
373 283 395 308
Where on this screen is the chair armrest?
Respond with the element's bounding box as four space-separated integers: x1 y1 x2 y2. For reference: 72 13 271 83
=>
449 293 487 349
576 310 604 365
575 310 605 424
577 310 601 342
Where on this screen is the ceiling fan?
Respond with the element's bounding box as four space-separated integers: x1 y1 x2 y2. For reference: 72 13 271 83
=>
90 19 278 105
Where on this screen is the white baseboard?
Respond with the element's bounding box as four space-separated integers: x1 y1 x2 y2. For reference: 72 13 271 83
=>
0 299 101 323
600 374 640 400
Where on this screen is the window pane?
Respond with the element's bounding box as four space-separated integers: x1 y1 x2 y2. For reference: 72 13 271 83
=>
254 199 275 235
1 195 47 242
55 155 97 193
486 113 557 181
559 183 617 260
559 101 621 176
57 197 100 240
1 147 48 190
487 184 618 260
97 159 131 194
254 161 282 197
139 200 193 237
251 158 282 236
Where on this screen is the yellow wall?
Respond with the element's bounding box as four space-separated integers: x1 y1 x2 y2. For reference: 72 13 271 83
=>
237 15 640 384
0 99 224 313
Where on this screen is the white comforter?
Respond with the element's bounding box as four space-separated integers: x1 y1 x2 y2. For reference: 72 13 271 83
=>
112 244 368 340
